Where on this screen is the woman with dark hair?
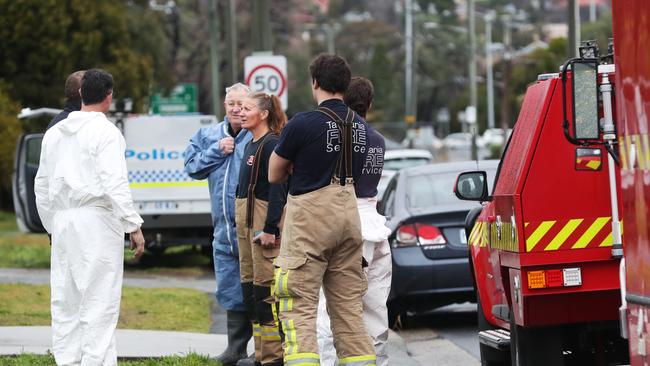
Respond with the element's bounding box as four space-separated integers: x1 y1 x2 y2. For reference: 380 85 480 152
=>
235 92 287 366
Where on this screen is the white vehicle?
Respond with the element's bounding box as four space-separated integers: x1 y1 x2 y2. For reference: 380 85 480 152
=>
13 110 215 253
478 127 512 148
377 149 433 198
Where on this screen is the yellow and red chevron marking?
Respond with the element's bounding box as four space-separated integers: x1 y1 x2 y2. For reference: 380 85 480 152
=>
576 156 601 170
525 217 623 252
468 221 489 248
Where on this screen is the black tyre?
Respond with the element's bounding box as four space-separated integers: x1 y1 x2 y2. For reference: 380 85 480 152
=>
477 295 510 366
387 302 407 330
509 316 564 366
146 246 166 256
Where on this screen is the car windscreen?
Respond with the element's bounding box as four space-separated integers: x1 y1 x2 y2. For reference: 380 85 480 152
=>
383 157 431 171
406 168 496 209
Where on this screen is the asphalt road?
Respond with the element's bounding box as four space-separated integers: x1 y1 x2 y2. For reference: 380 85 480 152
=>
396 302 481 364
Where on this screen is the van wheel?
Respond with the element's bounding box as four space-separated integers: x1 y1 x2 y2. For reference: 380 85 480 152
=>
147 246 166 256
509 316 564 366
477 296 510 366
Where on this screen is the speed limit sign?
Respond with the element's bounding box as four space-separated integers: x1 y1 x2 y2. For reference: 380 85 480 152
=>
244 55 288 111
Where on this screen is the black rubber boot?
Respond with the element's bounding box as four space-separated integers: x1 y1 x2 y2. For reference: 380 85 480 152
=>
235 354 261 366
215 310 253 366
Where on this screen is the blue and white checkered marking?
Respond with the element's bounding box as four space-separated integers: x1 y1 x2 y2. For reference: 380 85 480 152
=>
128 169 192 183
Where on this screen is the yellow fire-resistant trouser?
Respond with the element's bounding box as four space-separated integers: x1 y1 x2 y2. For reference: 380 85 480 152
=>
274 182 376 366
236 198 283 365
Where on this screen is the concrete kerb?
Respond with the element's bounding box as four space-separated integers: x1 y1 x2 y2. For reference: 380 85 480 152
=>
0 268 420 363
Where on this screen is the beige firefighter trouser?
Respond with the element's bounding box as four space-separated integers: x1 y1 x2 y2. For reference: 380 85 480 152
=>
274 182 376 366
236 198 283 365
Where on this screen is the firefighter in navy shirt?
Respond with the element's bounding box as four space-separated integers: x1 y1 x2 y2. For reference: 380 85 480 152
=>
316 77 392 366
269 55 376 366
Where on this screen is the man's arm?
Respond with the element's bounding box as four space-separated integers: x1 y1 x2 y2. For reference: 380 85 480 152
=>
96 126 144 233
183 128 230 180
96 126 145 258
269 152 291 184
34 144 53 233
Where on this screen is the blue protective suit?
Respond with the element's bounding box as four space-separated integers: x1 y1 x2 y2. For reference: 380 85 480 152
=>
184 119 252 311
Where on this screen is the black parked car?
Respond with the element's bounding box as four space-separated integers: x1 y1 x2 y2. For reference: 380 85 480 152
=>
378 160 498 321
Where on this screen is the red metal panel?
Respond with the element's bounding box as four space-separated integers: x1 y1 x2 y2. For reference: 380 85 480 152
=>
520 76 616 256
511 260 621 327
494 80 552 197
613 2 650 363
613 0 650 301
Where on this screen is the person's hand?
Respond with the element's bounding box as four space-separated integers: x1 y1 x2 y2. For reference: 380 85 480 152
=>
219 137 235 155
254 231 278 248
287 163 294 175
129 228 145 259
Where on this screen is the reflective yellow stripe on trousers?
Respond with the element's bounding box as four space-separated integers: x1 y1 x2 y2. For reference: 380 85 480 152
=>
261 324 281 341
282 319 298 355
274 267 290 297
252 323 262 337
339 355 377 366
284 352 320 366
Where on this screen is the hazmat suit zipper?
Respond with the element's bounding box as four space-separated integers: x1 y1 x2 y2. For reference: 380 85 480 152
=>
222 158 234 253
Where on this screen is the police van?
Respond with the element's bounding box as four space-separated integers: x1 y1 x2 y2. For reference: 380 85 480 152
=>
12 111 215 254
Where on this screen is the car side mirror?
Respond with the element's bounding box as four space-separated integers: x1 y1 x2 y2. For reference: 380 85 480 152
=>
454 171 490 201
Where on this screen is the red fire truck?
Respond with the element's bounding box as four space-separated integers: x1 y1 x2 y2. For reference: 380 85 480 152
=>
611 1 650 364
453 2 650 365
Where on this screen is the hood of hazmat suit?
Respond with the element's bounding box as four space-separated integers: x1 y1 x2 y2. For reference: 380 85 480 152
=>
34 111 143 366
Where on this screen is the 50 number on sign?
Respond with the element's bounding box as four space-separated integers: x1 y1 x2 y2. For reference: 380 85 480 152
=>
253 74 281 94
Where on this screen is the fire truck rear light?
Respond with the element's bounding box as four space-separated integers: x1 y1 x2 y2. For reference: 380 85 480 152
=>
563 268 582 286
527 271 546 289
546 269 564 287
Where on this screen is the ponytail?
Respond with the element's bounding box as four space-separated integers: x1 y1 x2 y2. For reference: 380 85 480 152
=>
267 95 287 135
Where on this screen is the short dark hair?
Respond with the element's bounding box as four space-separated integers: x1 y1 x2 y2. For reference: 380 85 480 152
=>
309 54 351 94
64 71 85 100
344 77 374 118
81 69 113 105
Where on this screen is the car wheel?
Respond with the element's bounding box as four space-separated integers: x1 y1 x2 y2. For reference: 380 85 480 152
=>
388 302 407 330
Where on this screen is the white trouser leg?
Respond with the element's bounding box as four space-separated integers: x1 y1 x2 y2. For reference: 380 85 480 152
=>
51 209 123 366
51 222 83 366
317 288 338 366
362 239 392 366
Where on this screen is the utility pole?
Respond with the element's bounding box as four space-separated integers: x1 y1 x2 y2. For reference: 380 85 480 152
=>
208 0 221 118
590 0 597 22
405 0 415 125
227 0 238 84
500 14 513 134
485 11 495 130
253 0 271 51
568 0 581 58
468 0 478 160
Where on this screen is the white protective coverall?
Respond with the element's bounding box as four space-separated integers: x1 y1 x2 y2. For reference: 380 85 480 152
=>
317 197 393 366
35 111 143 366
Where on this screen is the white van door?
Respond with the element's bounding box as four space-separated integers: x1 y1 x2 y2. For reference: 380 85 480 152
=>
12 134 45 233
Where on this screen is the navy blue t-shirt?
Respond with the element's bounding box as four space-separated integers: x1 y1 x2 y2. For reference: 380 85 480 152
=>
275 99 368 196
357 125 386 198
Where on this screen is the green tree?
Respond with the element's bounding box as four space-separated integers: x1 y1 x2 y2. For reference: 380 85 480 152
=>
581 11 613 53
0 85 21 209
368 42 399 122
0 0 173 112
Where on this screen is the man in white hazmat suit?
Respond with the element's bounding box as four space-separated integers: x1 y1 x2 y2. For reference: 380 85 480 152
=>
35 68 145 366
317 77 392 366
